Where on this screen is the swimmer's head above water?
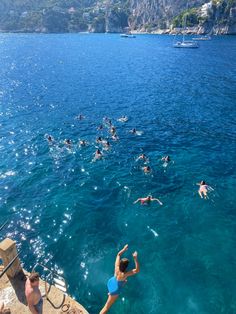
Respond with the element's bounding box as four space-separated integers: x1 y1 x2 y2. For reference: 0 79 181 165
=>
65 139 71 145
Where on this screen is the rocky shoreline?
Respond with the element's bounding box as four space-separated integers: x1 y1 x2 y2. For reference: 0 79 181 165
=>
0 28 235 35
0 1 235 36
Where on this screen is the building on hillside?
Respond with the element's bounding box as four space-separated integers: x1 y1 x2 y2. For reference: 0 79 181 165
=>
201 1 213 17
21 11 28 18
68 7 76 14
230 7 236 19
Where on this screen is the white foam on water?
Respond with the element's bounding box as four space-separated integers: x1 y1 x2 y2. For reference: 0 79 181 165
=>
147 226 159 237
0 170 16 179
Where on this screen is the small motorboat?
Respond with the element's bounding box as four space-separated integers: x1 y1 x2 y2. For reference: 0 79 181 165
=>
192 35 212 41
120 34 136 38
173 40 199 48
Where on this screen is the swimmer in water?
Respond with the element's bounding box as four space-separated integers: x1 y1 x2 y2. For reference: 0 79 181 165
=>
197 181 212 199
133 195 163 206
99 244 140 314
96 137 103 143
64 139 72 147
112 134 119 141
79 140 87 147
130 128 137 134
75 114 84 120
118 115 128 122
103 141 111 150
110 126 116 136
97 125 103 131
137 154 148 162
104 117 112 126
95 149 103 160
47 135 54 143
161 156 171 162
142 166 151 174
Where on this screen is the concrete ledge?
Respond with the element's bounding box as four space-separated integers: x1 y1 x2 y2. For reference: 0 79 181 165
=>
0 272 89 314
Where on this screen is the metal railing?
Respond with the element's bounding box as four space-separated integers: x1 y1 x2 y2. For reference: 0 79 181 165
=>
0 219 9 232
32 262 68 309
0 250 22 279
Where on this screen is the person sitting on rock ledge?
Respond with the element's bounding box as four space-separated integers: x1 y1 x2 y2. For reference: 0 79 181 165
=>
25 272 43 314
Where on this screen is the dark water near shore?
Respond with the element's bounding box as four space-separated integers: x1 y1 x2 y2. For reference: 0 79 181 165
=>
0 33 236 313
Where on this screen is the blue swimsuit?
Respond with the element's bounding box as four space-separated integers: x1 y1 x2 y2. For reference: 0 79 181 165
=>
107 276 125 296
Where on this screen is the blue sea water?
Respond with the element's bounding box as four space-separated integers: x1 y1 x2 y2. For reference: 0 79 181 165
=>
0 33 236 314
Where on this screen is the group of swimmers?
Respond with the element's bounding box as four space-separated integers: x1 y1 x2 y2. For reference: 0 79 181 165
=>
45 114 213 313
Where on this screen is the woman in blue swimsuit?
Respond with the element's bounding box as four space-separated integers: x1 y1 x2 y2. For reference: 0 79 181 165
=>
99 244 140 314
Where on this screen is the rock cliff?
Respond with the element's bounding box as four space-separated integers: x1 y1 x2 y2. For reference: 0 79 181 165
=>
0 0 235 34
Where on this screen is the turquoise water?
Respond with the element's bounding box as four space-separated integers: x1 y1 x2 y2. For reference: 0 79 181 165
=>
0 33 236 313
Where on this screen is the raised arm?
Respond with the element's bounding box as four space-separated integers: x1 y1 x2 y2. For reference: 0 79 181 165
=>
125 251 140 278
115 244 128 273
152 198 163 205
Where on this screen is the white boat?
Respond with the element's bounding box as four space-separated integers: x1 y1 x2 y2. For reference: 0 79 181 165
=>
192 35 211 41
173 10 199 49
173 40 199 48
120 34 136 38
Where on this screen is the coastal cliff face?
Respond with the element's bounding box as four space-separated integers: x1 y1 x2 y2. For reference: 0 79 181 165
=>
128 0 204 31
199 1 236 34
0 0 235 34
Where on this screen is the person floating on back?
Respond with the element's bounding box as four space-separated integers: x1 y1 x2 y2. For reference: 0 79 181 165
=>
100 244 140 314
133 195 163 206
25 272 43 314
197 181 213 199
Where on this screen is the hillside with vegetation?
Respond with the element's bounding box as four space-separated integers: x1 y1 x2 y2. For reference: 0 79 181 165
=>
0 0 235 34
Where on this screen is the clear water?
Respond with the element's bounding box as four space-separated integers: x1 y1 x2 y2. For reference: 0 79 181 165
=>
0 34 236 314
